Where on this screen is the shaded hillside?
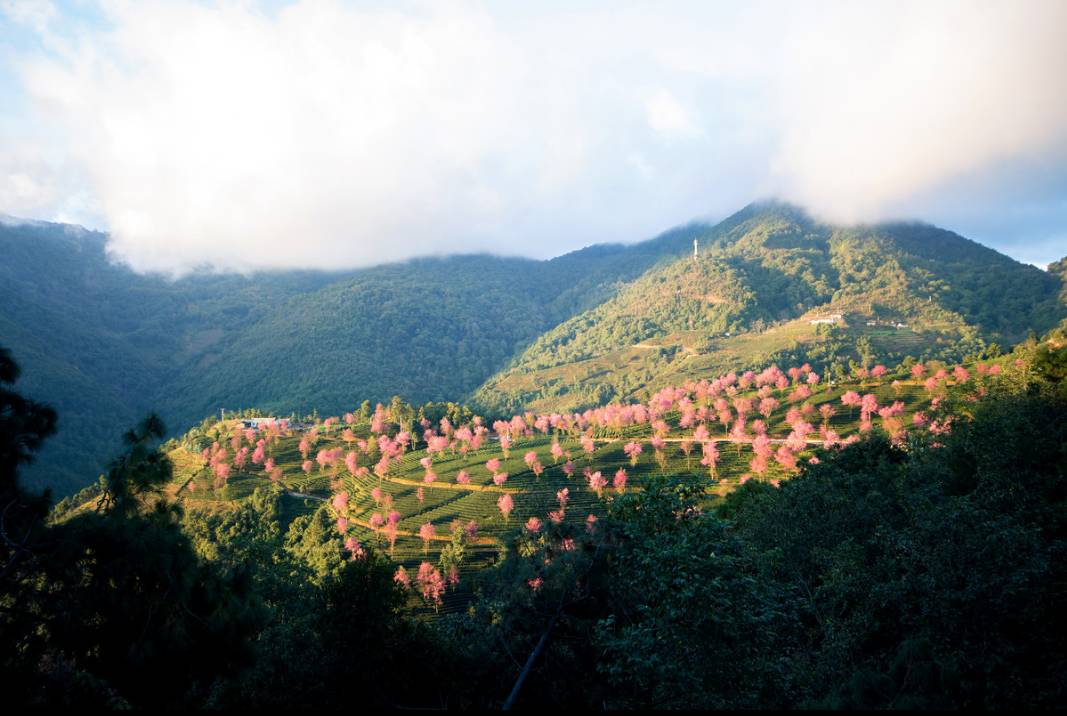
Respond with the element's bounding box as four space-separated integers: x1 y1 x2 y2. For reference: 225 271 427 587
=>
0 220 357 493
472 203 1065 414
1051 255 1067 304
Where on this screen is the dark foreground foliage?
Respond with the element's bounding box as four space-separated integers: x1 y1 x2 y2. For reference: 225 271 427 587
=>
449 335 1067 709
1 352 261 707
2 331 1066 708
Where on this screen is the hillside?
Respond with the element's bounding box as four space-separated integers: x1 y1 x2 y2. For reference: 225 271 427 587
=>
4 204 1063 496
472 202 1065 414
51 348 1021 621
1052 255 1067 304
37 326 1067 709
0 218 696 494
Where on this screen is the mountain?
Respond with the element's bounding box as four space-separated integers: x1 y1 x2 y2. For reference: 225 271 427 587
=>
0 217 698 494
2 203 1063 495
1051 255 1067 304
471 202 1066 414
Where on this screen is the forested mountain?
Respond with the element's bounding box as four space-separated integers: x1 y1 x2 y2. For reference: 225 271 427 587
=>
1 204 1063 495
1052 255 1067 303
0 217 696 494
473 202 1066 414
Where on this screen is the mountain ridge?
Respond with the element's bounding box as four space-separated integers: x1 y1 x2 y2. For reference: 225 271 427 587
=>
2 202 1063 495
0 215 696 493
470 203 1065 414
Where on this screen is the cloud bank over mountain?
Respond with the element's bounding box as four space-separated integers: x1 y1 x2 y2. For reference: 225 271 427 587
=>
1 0 1065 273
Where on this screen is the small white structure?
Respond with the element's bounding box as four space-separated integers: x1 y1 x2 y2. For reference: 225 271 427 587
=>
809 313 843 326
693 238 699 260
242 417 287 430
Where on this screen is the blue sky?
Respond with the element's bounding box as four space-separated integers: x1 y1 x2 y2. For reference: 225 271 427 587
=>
1 0 1065 273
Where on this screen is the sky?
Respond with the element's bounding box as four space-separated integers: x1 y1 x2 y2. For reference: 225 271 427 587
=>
1 0 1065 274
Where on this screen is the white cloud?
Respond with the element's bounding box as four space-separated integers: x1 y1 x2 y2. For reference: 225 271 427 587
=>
0 132 100 225
645 89 698 139
1 0 1065 272
764 1 1067 224
1 0 56 34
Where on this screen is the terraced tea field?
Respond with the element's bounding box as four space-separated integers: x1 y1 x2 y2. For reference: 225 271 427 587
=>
159 361 988 617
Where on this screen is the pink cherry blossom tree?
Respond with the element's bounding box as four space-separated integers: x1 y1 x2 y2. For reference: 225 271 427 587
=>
556 487 570 513
587 470 607 498
418 521 437 553
523 450 544 478
497 493 514 522
841 390 861 418
550 439 565 463
331 491 349 512
622 441 643 466
700 441 719 478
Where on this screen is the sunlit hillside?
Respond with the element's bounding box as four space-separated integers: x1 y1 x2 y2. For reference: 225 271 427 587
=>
474 203 1064 414
64 353 1018 617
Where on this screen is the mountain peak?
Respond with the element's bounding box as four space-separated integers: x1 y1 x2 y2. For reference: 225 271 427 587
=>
733 199 813 222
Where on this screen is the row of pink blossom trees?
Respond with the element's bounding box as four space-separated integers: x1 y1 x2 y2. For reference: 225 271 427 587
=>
193 356 1006 584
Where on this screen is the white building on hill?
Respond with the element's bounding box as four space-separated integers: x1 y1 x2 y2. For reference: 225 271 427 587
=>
809 313 843 326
